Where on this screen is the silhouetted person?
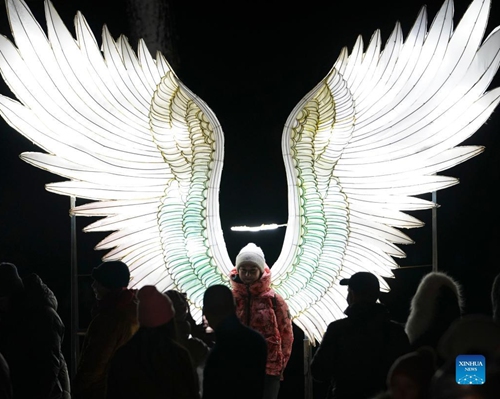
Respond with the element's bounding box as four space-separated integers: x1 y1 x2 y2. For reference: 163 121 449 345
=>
0 262 70 399
405 272 463 353
437 314 500 366
491 273 500 323
165 290 210 394
107 285 200 399
73 261 139 399
202 284 267 399
173 291 215 349
229 243 294 399
0 351 12 399
165 290 210 366
311 272 410 399
385 347 437 399
430 366 500 399
431 315 500 398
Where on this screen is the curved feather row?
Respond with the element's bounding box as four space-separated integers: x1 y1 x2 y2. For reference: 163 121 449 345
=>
274 0 500 342
273 72 354 341
1 0 500 344
0 0 232 320
151 73 231 311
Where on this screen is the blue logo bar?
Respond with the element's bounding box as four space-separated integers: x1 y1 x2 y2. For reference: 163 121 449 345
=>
456 355 486 385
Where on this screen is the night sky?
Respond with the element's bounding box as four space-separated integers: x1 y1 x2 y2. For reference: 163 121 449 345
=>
1 0 500 353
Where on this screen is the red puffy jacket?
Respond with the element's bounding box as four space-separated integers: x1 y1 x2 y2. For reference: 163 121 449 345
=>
230 267 293 377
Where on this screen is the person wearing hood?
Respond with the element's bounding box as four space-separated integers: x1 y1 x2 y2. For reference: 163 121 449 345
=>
229 243 294 399
404 271 463 354
72 261 139 399
0 262 70 399
311 271 411 399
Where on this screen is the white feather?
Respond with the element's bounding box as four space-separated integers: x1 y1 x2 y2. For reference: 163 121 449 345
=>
0 0 499 343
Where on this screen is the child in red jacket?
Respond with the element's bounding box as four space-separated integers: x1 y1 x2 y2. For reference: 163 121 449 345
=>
229 243 294 399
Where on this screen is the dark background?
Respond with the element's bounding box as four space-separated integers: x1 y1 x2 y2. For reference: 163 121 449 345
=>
1 0 500 396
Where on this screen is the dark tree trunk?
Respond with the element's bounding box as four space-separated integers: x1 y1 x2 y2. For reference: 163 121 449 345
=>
125 0 180 71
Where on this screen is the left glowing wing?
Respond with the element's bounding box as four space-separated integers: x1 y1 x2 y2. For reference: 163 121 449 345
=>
0 0 232 315
272 0 500 342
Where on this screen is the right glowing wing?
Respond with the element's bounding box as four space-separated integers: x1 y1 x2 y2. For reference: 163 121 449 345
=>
271 0 500 342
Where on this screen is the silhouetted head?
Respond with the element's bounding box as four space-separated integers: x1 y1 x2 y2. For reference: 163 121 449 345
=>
387 346 437 399
165 290 189 321
405 271 463 348
437 314 500 363
0 262 24 298
340 271 380 304
0 262 24 312
91 260 130 300
138 285 175 328
203 284 235 329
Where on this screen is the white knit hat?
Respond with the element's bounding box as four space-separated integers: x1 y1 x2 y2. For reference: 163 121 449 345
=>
235 243 266 273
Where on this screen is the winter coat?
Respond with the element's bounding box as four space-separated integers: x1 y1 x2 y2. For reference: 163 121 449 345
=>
0 351 12 399
230 266 294 377
202 314 267 399
311 302 411 399
73 289 139 399
405 272 463 352
107 324 200 399
177 319 210 368
0 273 70 399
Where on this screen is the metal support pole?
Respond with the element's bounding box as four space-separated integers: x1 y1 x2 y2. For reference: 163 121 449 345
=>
70 196 79 379
304 337 313 399
432 191 438 272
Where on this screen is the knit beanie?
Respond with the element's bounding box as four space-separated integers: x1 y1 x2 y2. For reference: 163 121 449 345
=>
91 261 130 289
387 347 437 389
235 243 266 273
138 285 175 328
0 262 24 297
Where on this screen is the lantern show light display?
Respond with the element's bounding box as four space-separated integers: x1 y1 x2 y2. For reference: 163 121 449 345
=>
1 0 500 342
231 224 287 232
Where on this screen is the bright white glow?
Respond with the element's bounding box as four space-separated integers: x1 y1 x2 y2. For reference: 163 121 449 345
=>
1 0 499 343
272 0 500 342
231 223 287 232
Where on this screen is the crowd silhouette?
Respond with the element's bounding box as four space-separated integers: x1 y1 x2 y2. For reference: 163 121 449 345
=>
1 250 499 399
0 262 70 399
311 272 411 398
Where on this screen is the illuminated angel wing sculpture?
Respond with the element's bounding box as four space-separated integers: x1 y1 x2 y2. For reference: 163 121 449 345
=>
1 0 499 341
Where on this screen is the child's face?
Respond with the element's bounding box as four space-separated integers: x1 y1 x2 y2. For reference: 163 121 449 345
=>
238 262 261 285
